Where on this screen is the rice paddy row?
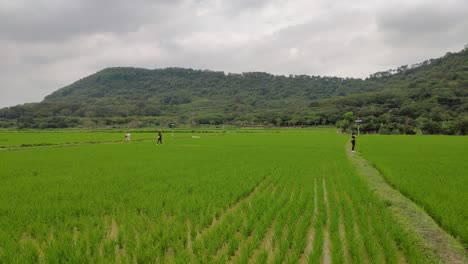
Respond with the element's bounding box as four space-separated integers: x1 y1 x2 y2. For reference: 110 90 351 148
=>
0 130 461 263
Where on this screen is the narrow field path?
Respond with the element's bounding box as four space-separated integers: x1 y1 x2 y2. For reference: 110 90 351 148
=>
347 147 467 264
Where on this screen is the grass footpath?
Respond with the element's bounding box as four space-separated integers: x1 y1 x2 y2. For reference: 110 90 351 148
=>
347 146 467 264
357 136 468 247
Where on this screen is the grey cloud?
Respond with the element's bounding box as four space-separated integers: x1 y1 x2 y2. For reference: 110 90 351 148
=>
224 7 380 76
0 0 182 41
377 3 468 35
376 1 468 47
1 0 467 108
372 1 468 67
223 0 272 14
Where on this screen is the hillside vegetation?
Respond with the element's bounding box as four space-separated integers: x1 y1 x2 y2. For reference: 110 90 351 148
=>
1 47 467 134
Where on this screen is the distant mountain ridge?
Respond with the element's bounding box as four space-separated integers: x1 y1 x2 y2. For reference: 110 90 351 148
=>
1 46 467 134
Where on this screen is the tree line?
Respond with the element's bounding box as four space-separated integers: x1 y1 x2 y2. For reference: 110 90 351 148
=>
1 46 467 134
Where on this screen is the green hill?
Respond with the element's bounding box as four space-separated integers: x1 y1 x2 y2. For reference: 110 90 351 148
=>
1 47 467 134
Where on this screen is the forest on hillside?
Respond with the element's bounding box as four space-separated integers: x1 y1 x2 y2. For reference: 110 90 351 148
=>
1 46 467 134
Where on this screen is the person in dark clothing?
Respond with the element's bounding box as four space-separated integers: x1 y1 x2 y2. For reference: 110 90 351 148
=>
157 131 163 145
351 133 356 152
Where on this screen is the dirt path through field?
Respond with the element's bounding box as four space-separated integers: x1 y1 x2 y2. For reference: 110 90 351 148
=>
347 147 466 264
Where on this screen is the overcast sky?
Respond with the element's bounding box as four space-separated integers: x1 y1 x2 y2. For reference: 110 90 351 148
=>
1 0 467 108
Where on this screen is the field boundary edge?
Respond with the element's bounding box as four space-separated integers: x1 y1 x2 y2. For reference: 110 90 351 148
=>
346 147 467 264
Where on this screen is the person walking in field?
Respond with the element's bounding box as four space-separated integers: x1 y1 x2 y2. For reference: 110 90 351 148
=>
125 131 131 142
351 133 356 152
157 131 163 145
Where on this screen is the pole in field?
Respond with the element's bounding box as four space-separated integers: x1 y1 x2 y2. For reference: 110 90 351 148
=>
355 117 362 135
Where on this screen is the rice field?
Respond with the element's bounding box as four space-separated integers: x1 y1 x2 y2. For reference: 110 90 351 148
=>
0 130 168 148
0 130 459 263
358 135 468 248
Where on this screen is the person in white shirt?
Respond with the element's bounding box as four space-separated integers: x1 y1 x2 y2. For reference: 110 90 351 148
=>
125 132 131 142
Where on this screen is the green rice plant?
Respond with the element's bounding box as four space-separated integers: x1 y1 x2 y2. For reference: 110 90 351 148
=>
359 135 468 246
308 178 325 264
327 180 344 264
0 130 433 263
255 249 268 263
